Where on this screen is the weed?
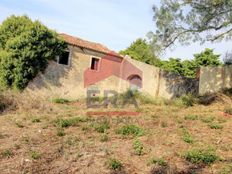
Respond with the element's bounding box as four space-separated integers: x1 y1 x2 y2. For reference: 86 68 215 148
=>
52 98 70 104
180 94 195 107
201 116 215 123
184 148 219 165
133 139 143 155
148 157 168 167
57 128 65 137
1 149 13 158
116 124 144 137
182 129 194 144
100 134 109 142
184 114 198 121
30 151 41 160
94 119 110 133
108 158 123 170
54 117 88 128
208 123 223 129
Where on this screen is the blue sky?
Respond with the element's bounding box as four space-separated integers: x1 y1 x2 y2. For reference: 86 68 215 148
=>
0 0 231 60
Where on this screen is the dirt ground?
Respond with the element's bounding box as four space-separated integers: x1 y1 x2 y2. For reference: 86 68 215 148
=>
0 93 232 174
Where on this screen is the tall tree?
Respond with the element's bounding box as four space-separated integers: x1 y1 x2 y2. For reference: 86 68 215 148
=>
0 15 67 90
119 38 161 66
151 0 232 50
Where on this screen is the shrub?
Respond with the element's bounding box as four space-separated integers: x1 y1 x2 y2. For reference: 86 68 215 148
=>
0 15 67 90
107 158 123 170
133 139 143 156
52 98 70 104
184 114 198 121
116 124 144 137
184 148 218 165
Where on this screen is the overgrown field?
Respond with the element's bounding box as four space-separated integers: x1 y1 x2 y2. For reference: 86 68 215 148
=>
0 92 232 174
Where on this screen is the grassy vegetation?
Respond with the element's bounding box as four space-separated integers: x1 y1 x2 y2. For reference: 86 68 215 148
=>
182 129 194 144
116 124 144 137
107 158 123 170
94 119 110 133
30 151 42 160
0 91 231 173
184 114 198 121
133 139 143 156
184 148 219 165
148 157 168 167
208 122 223 129
1 149 13 158
54 117 88 128
52 98 70 104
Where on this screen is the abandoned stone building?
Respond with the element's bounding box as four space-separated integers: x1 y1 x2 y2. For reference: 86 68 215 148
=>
26 33 231 100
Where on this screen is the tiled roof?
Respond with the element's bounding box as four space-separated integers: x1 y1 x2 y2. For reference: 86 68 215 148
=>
59 33 122 58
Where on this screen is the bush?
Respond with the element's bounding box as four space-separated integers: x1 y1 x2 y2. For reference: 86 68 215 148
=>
107 158 123 170
116 124 144 137
0 15 67 90
133 139 143 155
184 148 219 165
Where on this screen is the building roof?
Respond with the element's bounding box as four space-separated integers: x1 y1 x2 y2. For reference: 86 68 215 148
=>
60 33 122 58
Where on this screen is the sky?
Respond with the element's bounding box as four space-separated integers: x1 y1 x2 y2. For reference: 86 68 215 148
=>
0 0 231 60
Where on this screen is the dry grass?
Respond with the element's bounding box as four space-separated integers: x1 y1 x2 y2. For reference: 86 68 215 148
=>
0 92 232 174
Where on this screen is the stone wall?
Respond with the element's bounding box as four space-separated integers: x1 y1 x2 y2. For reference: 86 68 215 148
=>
199 65 232 95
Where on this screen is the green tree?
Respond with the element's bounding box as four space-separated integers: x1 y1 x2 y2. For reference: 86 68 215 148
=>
160 49 221 78
152 0 232 50
194 48 221 67
160 58 183 75
119 38 161 66
0 15 67 90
